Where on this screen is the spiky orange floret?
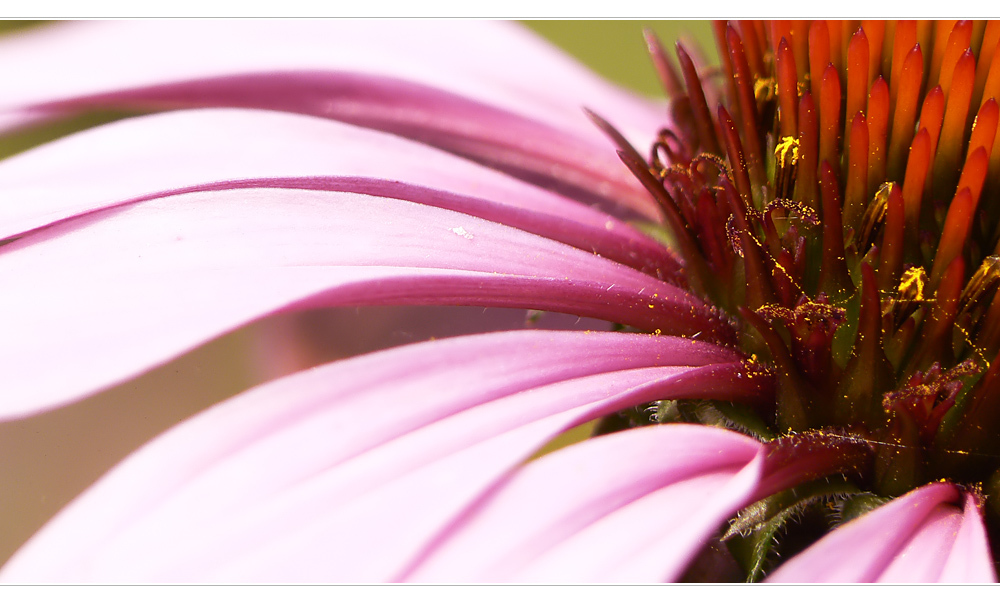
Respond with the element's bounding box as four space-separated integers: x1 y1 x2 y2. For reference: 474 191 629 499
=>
613 20 1000 506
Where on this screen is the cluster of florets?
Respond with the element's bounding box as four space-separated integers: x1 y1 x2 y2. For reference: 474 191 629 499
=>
593 21 1000 573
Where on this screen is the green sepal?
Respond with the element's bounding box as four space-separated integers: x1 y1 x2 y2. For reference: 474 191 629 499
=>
830 285 861 366
723 478 861 582
654 399 701 424
691 399 776 441
835 492 890 524
655 398 775 442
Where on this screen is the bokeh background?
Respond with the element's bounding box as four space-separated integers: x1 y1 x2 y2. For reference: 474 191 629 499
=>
0 20 714 567
526 21 715 96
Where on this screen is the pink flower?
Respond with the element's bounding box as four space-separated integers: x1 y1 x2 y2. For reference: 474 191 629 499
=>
0 20 995 582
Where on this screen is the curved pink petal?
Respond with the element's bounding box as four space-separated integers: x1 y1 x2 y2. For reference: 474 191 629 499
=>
939 494 998 582
767 482 996 583
0 186 731 419
0 21 663 142
0 331 770 581
408 424 765 583
0 109 680 280
33 71 661 220
0 21 665 218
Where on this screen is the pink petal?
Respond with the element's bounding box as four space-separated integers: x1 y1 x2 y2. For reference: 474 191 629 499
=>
0 21 662 142
876 506 964 582
408 424 765 582
0 330 768 581
0 187 730 419
939 493 998 582
767 482 997 583
0 109 680 280
0 21 665 219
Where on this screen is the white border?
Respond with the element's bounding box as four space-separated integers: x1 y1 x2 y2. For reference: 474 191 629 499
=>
4 3 995 19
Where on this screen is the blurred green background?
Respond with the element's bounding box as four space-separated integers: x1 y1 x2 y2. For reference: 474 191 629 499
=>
525 20 716 96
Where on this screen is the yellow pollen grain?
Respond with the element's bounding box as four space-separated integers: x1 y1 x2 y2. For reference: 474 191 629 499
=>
754 77 776 103
773 136 800 200
856 182 893 251
959 255 1000 314
898 266 927 302
774 136 800 167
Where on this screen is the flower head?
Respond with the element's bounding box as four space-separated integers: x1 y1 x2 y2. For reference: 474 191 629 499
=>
0 20 997 583
608 20 1000 579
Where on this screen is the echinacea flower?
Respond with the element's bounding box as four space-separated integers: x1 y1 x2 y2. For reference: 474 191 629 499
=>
0 19 997 583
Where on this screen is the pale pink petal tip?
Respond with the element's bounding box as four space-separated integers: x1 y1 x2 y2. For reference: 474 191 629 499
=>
938 492 998 582
768 482 997 583
407 424 766 582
